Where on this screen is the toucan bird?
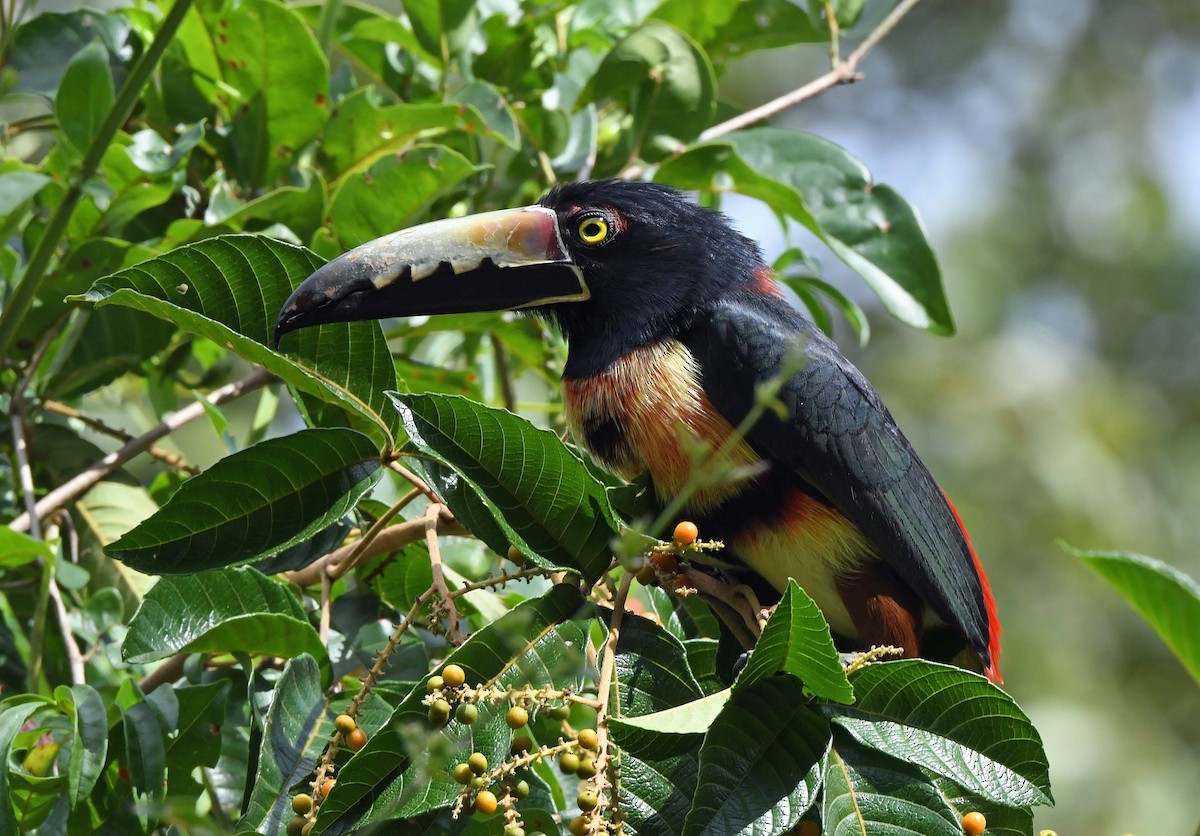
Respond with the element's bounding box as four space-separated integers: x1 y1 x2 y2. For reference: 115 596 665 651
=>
275 180 1001 681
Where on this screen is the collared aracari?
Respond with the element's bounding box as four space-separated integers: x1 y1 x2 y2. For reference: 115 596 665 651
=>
275 180 1001 681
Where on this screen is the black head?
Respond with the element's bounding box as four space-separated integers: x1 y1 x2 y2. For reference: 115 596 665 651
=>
536 181 767 377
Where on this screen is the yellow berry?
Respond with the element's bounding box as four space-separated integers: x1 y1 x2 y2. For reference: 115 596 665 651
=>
577 728 598 750
426 675 444 692
334 714 356 735
576 756 596 778
474 789 498 815
569 816 589 836
292 793 313 815
442 664 466 688
577 789 599 812
507 545 526 565
673 520 698 546
559 751 580 774
453 763 473 784
962 811 987 836
506 705 528 729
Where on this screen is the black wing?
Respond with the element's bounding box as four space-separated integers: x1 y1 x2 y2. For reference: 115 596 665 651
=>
681 293 993 663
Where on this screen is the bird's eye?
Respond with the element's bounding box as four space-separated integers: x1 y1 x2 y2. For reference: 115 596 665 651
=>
576 215 611 245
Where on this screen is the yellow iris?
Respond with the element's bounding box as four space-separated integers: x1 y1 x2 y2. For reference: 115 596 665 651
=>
577 216 609 244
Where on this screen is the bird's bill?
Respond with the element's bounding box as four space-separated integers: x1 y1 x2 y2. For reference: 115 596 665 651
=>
274 206 587 345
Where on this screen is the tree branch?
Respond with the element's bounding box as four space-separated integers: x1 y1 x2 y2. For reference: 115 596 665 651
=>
8 367 274 533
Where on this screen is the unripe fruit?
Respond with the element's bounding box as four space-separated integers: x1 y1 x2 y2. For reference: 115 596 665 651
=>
634 564 657 585
334 714 356 735
453 763 473 784
558 751 580 774
507 545 526 566
577 789 599 812
468 751 488 774
442 664 466 688
513 779 530 799
287 816 307 836
504 827 526 836
456 702 479 724
346 727 368 751
576 757 596 778
301 822 314 836
547 704 571 721
506 705 528 729
675 573 690 589
673 520 699 545
577 728 598 750
569 816 589 836
474 789 498 815
651 551 679 573
427 675 444 692
962 811 987 835
428 699 452 726
292 793 313 815
510 735 533 755
470 776 486 790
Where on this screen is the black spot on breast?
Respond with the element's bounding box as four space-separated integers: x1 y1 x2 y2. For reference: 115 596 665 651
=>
582 415 629 468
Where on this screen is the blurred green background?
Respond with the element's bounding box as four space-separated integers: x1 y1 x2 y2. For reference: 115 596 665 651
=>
720 1 1200 833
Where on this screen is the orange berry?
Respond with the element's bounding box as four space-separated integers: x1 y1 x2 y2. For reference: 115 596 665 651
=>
672 521 698 546
346 727 368 751
962 811 987 836
474 789 498 815
651 551 679 573
316 777 335 799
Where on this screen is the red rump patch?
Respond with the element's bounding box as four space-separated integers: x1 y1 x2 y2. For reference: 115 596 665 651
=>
943 492 1002 682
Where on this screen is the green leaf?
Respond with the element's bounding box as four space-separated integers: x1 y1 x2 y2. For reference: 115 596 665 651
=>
389 392 621 584
75 235 399 446
320 90 489 182
581 21 716 159
212 0 329 186
1071 546 1200 685
165 680 230 777
328 144 479 248
43 305 176 400
0 527 52 568
827 660 1053 808
312 584 590 834
122 566 326 666
610 687 730 743
121 700 167 805
238 655 328 833
452 81 520 149
683 676 830 835
56 684 108 808
737 579 853 703
56 41 115 153
0 171 52 218
824 734 960 836
656 128 952 333
620 748 702 836
0 698 52 836
105 429 381 574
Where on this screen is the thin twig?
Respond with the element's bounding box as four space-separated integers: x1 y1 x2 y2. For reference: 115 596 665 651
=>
139 654 187 693
698 0 924 142
8 367 274 533
588 573 632 834
326 488 420 579
425 503 465 644
489 332 517 413
388 460 440 503
40 399 200 474
319 571 332 644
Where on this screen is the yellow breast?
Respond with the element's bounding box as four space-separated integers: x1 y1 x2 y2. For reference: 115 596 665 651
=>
562 339 761 511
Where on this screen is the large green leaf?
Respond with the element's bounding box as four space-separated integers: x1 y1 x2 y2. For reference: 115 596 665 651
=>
55 684 108 808
683 676 830 836
105 429 381 574
0 528 52 568
826 660 1052 808
0 698 53 836
76 235 399 446
41 305 176 400
209 0 329 186
389 392 622 584
122 566 325 666
656 128 952 333
313 584 590 834
328 144 480 248
736 580 853 704
824 734 960 836
56 41 114 153
1072 547 1200 685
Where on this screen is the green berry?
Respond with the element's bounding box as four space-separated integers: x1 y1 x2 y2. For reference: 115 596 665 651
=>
577 728 598 750
505 705 528 729
287 816 307 836
292 793 313 815
428 698 452 726
558 751 580 774
513 779 530 799
470 775 486 790
456 702 479 724
577 789 599 812
453 763 473 784
504 827 526 836
547 704 570 721
427 675 444 692
569 817 588 836
576 757 596 778
468 751 488 774
510 735 533 755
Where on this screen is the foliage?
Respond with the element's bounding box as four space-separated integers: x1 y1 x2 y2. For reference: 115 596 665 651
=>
0 1 1068 834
